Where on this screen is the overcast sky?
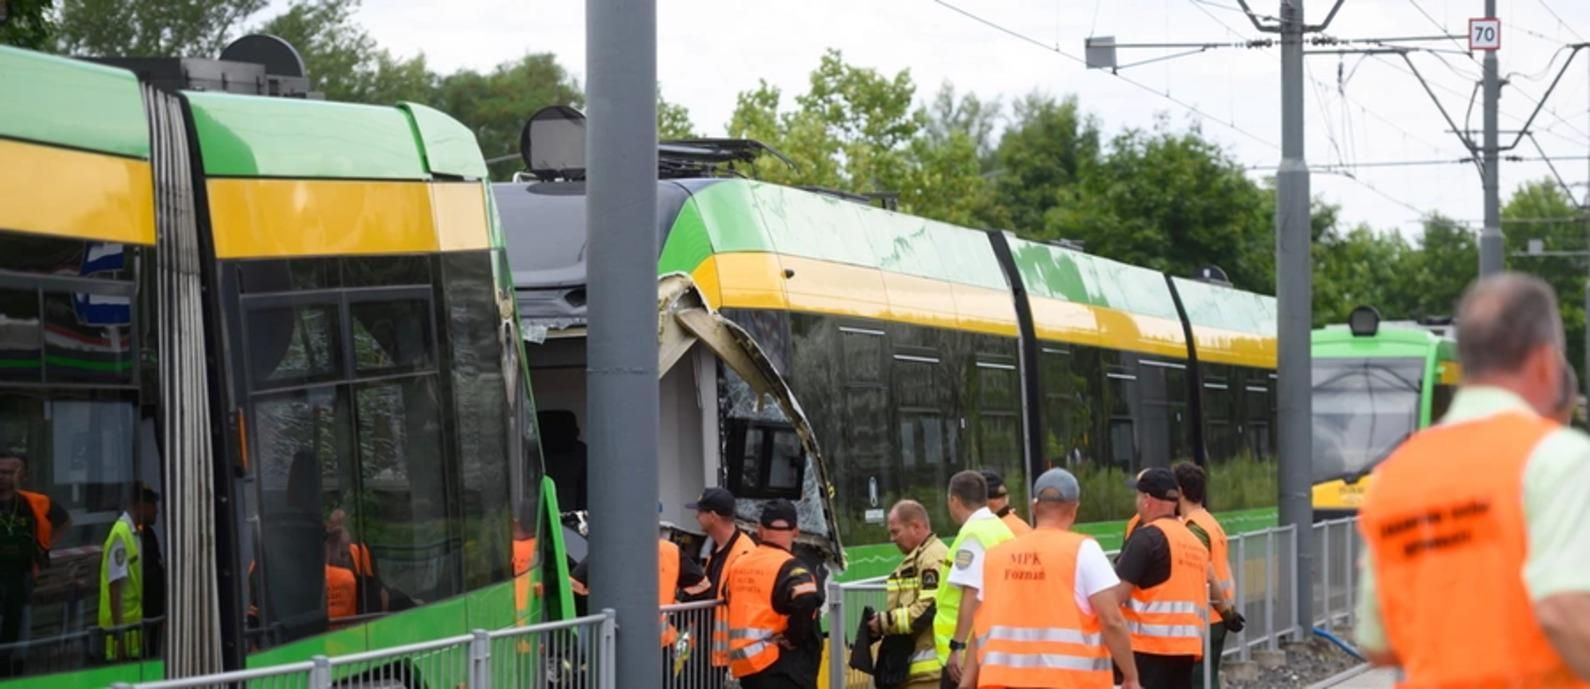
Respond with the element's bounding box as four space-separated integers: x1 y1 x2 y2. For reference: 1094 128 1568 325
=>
331 0 1589 240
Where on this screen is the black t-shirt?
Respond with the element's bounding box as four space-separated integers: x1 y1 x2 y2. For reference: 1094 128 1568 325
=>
1114 517 1174 590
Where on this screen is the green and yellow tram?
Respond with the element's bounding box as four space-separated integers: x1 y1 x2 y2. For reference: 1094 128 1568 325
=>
0 43 569 688
1310 307 1460 518
501 111 1282 579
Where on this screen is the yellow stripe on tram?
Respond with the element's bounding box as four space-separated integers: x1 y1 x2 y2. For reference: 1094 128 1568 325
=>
0 138 155 245
431 181 492 252
208 178 436 259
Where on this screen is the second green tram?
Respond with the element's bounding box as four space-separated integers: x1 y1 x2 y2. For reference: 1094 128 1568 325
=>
1310 308 1460 518
0 44 570 688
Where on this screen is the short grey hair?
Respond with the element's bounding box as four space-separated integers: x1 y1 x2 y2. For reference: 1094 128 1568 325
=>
1456 273 1564 378
889 499 930 528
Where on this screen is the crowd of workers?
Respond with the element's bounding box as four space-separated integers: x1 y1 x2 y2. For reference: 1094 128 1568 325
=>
605 271 1590 689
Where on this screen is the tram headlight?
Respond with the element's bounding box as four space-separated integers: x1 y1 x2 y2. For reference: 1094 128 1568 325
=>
1348 305 1381 337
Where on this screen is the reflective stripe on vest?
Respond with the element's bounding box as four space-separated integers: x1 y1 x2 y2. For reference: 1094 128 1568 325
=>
723 545 792 678
974 529 1112 689
934 515 1015 663
1185 507 1234 623
1123 520 1207 658
1361 410 1585 688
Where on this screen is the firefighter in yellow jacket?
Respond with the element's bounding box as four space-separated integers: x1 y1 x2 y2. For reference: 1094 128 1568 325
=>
868 499 949 689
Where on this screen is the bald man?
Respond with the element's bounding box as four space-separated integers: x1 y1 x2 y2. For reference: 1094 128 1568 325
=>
1356 272 1590 683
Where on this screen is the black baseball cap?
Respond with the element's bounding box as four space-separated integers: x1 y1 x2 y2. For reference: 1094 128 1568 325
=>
979 470 1008 498
686 487 735 517
758 499 798 530
1127 467 1181 501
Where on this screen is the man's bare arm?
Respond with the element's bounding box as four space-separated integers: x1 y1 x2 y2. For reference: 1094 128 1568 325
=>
1537 593 1590 680
1090 588 1139 687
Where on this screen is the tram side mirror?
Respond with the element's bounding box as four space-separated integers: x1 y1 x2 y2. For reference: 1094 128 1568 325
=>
520 105 587 182
1348 305 1380 337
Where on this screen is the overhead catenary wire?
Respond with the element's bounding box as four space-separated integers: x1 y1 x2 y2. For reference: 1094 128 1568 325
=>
931 0 1281 150
1535 0 1588 43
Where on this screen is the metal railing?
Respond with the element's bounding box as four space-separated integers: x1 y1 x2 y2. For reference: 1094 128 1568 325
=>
824 518 1362 689
106 517 1364 689
109 611 615 689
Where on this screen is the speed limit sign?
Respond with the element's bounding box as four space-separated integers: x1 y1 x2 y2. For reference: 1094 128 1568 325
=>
1470 17 1501 51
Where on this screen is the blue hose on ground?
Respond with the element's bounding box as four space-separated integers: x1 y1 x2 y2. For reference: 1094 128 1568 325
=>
1314 626 1367 662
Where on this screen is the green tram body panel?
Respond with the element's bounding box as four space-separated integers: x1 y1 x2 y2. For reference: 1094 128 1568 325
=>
0 47 565 689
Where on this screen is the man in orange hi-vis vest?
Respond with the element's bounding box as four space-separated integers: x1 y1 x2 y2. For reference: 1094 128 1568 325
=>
961 468 1140 689
722 499 823 689
1356 272 1590 685
1171 462 1244 689
1113 467 1208 689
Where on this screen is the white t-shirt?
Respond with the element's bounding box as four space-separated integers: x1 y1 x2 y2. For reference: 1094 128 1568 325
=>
977 536 1121 616
105 513 135 583
947 507 1000 591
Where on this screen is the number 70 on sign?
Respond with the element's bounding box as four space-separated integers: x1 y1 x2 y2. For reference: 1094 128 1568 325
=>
1470 17 1500 51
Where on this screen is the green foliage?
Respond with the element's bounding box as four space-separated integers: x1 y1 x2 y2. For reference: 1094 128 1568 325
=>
991 94 1100 233
0 0 54 50
1206 453 1277 513
1074 463 1135 524
1503 179 1589 385
258 0 433 105
658 91 698 140
432 54 585 180
55 0 266 56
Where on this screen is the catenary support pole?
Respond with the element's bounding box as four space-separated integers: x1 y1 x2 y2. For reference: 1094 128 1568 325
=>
1479 0 1503 276
585 1 661 687
1276 0 1315 639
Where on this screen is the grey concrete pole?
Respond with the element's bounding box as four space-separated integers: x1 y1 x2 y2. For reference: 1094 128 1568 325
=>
1480 0 1503 276
585 0 660 686
1276 0 1314 638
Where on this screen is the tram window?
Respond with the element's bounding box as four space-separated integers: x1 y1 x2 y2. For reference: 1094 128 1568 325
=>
842 328 884 382
238 259 341 293
43 290 135 385
1109 419 1136 469
246 303 342 389
0 391 147 677
344 255 431 288
0 287 41 382
354 376 460 608
249 386 353 646
1431 383 1456 423
350 298 435 374
726 420 805 498
441 254 513 588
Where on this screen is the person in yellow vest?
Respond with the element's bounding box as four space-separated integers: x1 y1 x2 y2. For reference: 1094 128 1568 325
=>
867 499 949 689
961 468 1140 689
1355 273 1590 684
1171 462 1244 689
722 499 822 689
1112 468 1208 689
99 483 157 661
980 470 1031 536
935 470 1015 688
0 452 69 675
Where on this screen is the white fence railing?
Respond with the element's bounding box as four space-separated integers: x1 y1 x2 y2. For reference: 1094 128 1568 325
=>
105 517 1363 689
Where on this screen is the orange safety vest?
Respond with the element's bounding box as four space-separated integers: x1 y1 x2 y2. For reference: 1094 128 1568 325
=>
975 529 1111 689
710 531 757 667
1183 507 1233 623
1122 520 1207 658
512 537 537 613
999 508 1033 537
1361 411 1587 688
349 543 375 577
19 491 52 552
659 539 681 647
326 565 358 620
722 545 792 678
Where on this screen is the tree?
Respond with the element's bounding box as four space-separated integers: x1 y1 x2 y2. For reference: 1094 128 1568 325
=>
0 0 54 50
258 0 433 105
991 94 1100 234
1045 116 1273 291
1503 179 1589 381
55 0 265 57
658 90 699 140
432 54 584 180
